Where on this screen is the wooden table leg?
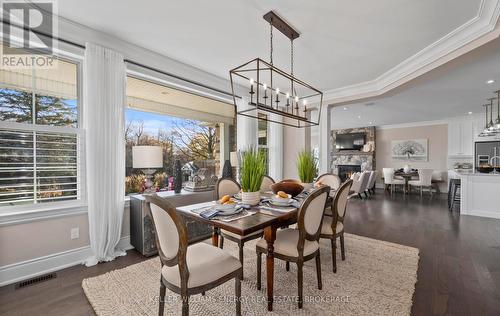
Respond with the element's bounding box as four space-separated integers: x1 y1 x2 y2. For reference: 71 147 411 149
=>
264 226 277 311
211 227 219 247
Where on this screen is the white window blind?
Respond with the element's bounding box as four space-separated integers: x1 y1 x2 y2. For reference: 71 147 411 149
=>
0 126 83 206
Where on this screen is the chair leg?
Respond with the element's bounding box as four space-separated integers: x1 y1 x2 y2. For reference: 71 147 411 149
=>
285 261 290 271
256 252 261 290
235 275 241 316
297 262 304 309
358 193 362 199
331 238 337 273
181 294 189 316
364 191 368 198
238 242 244 280
219 235 224 249
315 251 322 290
158 281 166 316
340 234 346 261
420 186 423 197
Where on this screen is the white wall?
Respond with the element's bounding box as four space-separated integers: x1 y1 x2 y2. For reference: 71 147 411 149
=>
375 124 449 192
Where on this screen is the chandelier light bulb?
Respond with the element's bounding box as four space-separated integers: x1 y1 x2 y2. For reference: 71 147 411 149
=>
295 96 299 102
276 88 280 94
303 99 308 105
286 92 290 99
249 78 254 85
263 83 267 90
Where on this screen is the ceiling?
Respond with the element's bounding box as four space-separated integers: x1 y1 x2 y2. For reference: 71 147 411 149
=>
331 37 500 129
57 0 482 92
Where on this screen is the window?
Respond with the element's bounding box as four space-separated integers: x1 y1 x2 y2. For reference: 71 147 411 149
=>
0 49 81 207
125 76 235 195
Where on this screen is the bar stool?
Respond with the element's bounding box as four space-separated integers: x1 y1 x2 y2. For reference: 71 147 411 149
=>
448 179 461 212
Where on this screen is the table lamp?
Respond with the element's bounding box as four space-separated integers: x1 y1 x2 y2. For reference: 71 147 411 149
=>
132 146 163 193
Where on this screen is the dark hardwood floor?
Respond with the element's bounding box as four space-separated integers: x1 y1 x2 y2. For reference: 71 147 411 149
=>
1 191 500 316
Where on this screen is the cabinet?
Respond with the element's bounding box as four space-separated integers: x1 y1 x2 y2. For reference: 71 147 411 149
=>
448 118 473 157
129 190 214 256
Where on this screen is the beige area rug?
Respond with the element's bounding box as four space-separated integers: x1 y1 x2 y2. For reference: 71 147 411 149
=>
82 234 419 315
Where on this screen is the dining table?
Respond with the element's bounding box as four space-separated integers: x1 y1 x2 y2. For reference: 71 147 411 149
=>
176 191 333 311
393 170 419 193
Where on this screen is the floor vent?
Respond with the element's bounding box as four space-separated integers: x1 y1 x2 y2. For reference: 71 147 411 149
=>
15 272 57 289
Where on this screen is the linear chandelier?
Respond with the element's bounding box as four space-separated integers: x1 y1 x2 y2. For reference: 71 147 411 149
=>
478 89 500 137
229 11 323 128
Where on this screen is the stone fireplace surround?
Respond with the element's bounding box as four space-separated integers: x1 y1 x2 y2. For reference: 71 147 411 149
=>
330 126 376 176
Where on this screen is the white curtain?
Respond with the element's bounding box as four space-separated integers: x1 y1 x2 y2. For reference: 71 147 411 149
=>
83 43 126 266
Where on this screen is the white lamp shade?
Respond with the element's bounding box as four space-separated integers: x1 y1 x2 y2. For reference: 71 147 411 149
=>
132 146 163 169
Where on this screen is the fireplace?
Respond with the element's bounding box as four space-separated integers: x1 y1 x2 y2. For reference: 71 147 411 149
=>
338 165 361 182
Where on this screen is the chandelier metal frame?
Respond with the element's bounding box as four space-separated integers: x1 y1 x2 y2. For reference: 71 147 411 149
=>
229 11 323 128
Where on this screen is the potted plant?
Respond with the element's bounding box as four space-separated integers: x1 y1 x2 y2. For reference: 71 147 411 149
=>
239 147 266 205
297 150 317 190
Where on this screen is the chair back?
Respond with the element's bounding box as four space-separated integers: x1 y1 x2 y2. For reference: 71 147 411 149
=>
382 168 395 184
215 178 241 200
316 173 341 191
432 170 443 181
418 169 433 186
366 171 377 189
335 179 353 220
358 171 370 192
145 194 188 270
260 175 275 193
297 186 330 242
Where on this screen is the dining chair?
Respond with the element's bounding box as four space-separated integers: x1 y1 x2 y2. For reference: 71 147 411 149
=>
349 171 370 199
365 170 378 195
320 179 353 273
256 186 330 309
409 168 434 196
316 173 341 216
260 175 275 193
215 178 263 279
145 194 242 316
316 173 341 191
382 168 405 195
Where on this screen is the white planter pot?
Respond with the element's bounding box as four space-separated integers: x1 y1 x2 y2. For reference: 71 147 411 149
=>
301 182 314 191
241 191 261 206
403 165 411 173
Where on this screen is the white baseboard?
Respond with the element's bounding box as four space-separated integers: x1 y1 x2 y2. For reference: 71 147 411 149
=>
0 235 133 287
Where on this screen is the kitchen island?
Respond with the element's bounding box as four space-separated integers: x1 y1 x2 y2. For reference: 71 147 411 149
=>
458 171 500 219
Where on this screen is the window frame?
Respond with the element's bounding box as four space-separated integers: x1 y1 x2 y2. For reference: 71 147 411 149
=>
0 50 86 217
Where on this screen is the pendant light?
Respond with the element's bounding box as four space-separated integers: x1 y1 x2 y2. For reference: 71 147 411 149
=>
495 90 500 130
480 104 494 137
488 98 496 131
229 11 323 128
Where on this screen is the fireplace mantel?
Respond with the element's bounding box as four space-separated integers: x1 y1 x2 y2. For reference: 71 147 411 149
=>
330 126 376 174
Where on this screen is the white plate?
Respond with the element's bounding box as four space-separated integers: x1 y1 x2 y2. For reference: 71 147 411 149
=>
214 202 238 211
271 194 292 204
268 199 293 207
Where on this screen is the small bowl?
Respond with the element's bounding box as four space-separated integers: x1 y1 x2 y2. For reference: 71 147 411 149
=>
214 201 238 211
271 193 292 204
271 181 304 197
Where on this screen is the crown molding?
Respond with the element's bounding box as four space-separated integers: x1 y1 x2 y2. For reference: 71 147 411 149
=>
376 119 448 130
322 0 500 105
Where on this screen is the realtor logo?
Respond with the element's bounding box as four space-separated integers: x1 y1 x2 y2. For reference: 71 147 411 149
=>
1 0 58 68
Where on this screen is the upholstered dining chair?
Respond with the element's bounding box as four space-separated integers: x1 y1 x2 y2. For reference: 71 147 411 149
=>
409 168 434 196
320 179 353 273
382 168 405 195
350 171 370 199
316 173 341 191
260 175 275 193
256 186 330 309
365 170 378 195
145 194 242 316
215 178 263 279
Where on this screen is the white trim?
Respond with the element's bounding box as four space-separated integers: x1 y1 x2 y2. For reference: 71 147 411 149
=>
0 235 133 287
320 0 500 104
376 119 448 130
0 204 88 227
